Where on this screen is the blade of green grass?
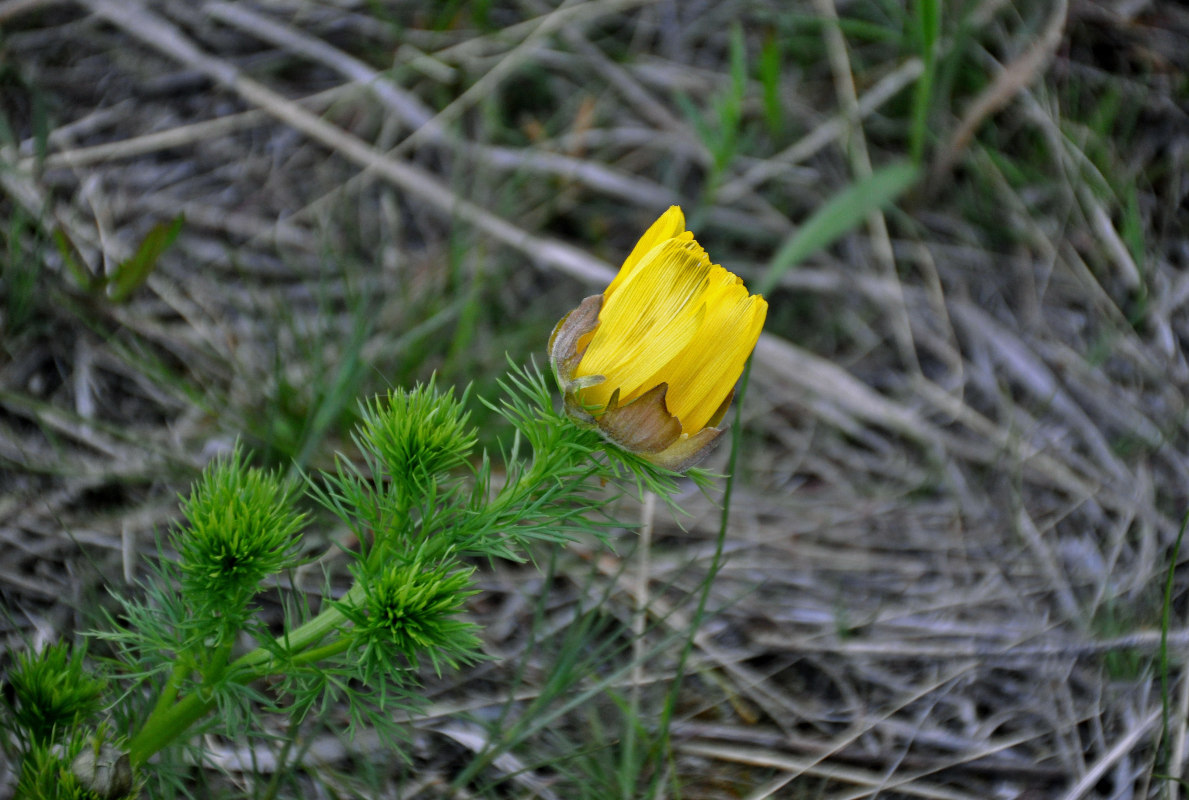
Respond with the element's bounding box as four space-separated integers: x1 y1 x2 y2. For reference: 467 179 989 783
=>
759 32 784 138
108 215 184 302
1158 512 1189 783
758 161 919 295
908 0 941 163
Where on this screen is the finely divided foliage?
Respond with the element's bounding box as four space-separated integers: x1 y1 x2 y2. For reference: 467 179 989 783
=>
175 446 306 616
4 364 699 796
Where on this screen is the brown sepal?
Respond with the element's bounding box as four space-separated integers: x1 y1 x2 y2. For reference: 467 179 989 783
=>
645 426 725 472
548 294 603 389
598 384 683 454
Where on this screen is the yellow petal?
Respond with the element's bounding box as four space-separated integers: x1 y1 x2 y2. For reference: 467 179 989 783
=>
603 206 692 300
574 239 711 409
657 271 768 433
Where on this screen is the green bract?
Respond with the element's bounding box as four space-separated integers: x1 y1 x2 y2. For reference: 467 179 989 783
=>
174 444 306 612
311 381 480 555
357 380 477 500
347 555 481 676
4 641 106 747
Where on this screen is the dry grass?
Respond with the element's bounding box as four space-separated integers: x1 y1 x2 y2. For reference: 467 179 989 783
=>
1 1 1188 797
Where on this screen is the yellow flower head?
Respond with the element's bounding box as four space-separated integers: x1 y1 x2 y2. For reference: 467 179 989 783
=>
550 206 767 471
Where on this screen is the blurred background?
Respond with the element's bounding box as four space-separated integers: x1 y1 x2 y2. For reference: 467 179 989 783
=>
1 1 1187 797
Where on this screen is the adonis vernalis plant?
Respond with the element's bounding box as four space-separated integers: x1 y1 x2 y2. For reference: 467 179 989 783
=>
1 208 765 798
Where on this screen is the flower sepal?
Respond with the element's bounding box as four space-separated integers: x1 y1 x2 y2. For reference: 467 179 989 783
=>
550 293 728 473
597 383 726 472
548 293 604 399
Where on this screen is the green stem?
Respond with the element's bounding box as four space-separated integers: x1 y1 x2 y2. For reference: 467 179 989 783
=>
205 638 235 683
126 680 219 765
146 658 190 723
127 583 364 765
287 636 354 668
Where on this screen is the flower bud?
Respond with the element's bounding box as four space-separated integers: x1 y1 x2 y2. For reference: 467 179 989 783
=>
357 380 476 493
4 641 106 746
550 206 766 471
346 556 481 676
175 444 305 611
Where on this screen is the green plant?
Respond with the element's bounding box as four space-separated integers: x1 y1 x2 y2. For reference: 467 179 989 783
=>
0 362 711 797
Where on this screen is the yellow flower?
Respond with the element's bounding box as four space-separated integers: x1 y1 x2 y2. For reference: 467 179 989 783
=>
550 206 767 471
